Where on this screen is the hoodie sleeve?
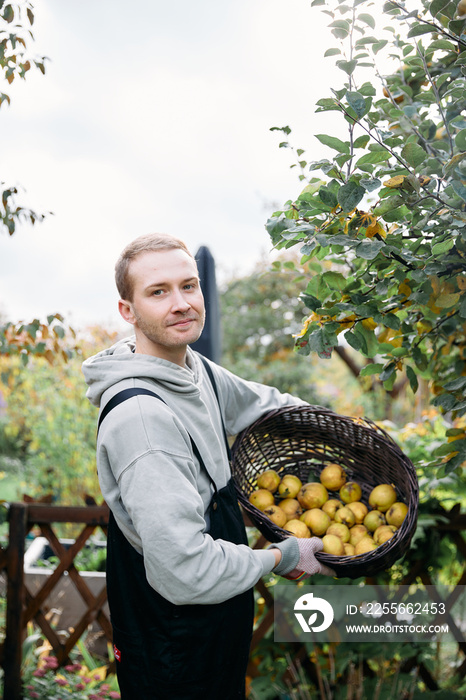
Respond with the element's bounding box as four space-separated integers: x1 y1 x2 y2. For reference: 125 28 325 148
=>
100 394 276 605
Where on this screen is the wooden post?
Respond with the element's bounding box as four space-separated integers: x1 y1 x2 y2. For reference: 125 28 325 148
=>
4 503 28 700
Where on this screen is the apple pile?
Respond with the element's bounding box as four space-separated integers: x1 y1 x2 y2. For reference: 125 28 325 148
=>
248 464 408 557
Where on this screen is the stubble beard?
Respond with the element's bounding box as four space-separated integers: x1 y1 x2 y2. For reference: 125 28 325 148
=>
134 309 206 349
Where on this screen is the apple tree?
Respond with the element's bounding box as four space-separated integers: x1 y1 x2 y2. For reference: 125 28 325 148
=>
267 0 466 478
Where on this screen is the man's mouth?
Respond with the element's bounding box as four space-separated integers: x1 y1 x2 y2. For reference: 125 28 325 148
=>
169 317 197 327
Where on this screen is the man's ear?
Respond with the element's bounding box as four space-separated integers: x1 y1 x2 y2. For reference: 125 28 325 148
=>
118 299 136 325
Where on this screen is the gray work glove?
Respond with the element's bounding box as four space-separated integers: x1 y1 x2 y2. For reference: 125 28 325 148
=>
271 537 336 579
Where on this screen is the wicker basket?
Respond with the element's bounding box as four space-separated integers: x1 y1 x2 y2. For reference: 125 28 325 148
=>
230 405 419 578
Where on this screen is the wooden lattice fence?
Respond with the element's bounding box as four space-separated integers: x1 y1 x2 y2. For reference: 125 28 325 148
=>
0 503 110 700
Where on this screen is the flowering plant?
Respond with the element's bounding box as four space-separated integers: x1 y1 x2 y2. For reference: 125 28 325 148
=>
21 643 120 700
23 654 120 699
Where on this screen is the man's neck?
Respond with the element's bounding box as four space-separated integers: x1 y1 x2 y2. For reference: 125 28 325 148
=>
134 335 187 367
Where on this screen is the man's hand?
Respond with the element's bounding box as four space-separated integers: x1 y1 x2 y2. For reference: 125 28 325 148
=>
271 536 335 578
286 537 335 578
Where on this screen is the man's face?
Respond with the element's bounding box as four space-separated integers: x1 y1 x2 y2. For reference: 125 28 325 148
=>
119 248 205 363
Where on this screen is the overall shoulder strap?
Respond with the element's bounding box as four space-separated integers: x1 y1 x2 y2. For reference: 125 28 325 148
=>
97 387 163 432
197 355 231 461
97 385 218 492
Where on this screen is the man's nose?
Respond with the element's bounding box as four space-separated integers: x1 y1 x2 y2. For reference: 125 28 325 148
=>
171 289 191 312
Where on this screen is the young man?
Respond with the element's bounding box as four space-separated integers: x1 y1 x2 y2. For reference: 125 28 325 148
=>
82 233 334 700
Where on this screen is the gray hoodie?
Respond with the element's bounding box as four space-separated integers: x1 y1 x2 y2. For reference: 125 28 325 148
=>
82 336 304 605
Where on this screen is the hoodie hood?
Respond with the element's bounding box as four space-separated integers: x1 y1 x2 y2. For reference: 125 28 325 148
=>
82 335 201 407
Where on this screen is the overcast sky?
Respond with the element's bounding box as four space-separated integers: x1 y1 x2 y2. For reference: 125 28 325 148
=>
1 0 356 331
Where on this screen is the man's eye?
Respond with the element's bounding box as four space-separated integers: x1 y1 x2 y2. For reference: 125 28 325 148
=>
152 289 164 296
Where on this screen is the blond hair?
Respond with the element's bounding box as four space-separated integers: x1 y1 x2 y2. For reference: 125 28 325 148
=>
115 233 194 301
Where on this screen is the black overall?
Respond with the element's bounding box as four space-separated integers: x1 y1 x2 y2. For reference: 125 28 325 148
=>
98 360 254 699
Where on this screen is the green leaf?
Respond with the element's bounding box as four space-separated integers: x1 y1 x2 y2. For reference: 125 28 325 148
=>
356 150 391 166
383 204 410 223
270 125 292 135
429 39 455 51
401 142 426 168
383 374 396 391
315 98 341 112
322 271 347 290
307 274 330 299
358 13 376 29
337 181 365 212
444 452 466 475
434 73 451 91
373 195 404 216
307 327 337 357
25 323 38 339
359 363 384 376
356 323 379 358
449 18 466 36
329 19 350 39
444 376 466 391
319 186 338 208
373 40 389 54
446 428 466 439
432 393 458 410
412 345 428 371
324 48 341 57
431 237 455 255
315 134 350 154
300 241 318 257
336 59 358 76
380 362 396 382
407 24 436 38
300 293 319 310
354 135 370 149
3 4 14 23
435 292 460 308
360 177 381 192
444 152 466 176
459 294 466 318
329 19 350 30
406 366 419 393
346 91 369 119
265 216 296 245
345 330 363 352
355 239 385 260
432 441 460 457
429 0 451 19
383 313 401 331
359 82 377 97
455 129 466 151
